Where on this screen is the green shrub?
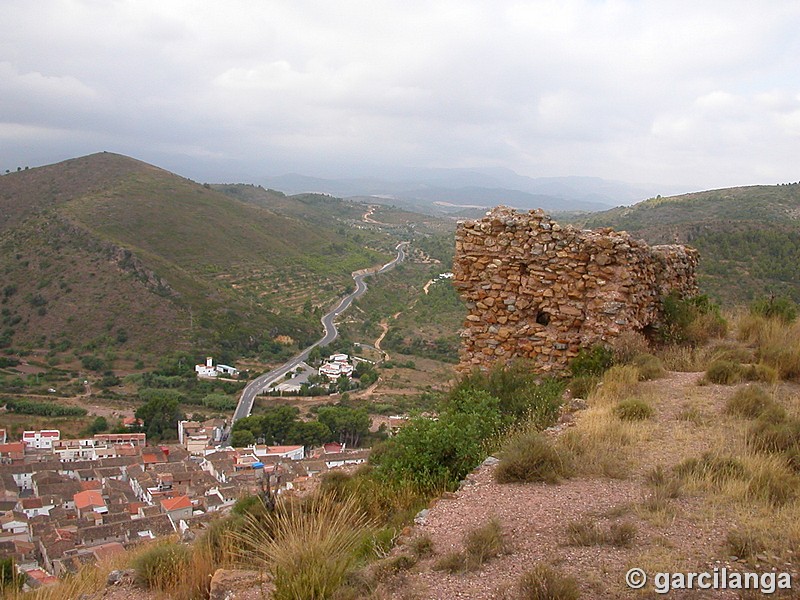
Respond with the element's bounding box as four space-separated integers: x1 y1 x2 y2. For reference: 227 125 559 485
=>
613 398 654 421
631 353 665 380
132 542 191 590
750 296 797 324
705 360 743 385
661 292 726 345
675 453 748 486
450 363 565 427
515 564 581 600
568 375 599 400
4 398 87 417
495 430 573 484
724 385 774 419
373 391 503 489
569 346 613 378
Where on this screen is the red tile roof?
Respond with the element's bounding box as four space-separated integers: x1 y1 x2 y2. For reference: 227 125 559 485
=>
73 490 105 511
160 495 192 512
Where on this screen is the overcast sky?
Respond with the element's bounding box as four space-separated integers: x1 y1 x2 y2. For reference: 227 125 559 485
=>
1 0 798 191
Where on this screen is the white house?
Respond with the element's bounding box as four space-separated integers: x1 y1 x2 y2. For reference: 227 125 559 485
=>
195 357 239 378
319 354 354 381
195 357 217 378
22 430 60 450
251 445 305 461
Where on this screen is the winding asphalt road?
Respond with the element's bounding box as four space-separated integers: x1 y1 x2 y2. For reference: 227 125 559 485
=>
231 242 408 424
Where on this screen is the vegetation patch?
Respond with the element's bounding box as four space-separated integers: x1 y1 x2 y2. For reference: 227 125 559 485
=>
675 453 749 488
434 518 509 573
235 494 371 600
613 398 654 421
507 564 581 600
724 385 776 419
495 429 573 484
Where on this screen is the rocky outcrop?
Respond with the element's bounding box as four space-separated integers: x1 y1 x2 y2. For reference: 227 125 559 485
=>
453 206 698 374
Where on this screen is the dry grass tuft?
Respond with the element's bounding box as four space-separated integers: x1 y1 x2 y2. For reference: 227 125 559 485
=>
565 519 637 548
495 428 574 484
434 518 509 573
738 316 800 380
611 331 651 364
613 397 654 421
725 385 776 419
234 494 371 600
725 527 767 559
592 365 640 403
512 564 581 600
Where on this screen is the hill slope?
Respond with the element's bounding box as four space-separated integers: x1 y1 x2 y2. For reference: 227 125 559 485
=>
578 183 800 304
0 153 392 361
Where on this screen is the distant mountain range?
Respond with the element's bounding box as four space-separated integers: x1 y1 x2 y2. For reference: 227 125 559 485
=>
260 168 676 215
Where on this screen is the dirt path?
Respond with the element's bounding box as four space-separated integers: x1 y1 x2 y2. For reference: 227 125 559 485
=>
363 205 381 224
388 371 777 599
374 320 390 360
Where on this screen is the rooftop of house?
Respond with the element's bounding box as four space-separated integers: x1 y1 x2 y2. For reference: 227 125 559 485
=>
73 490 105 511
160 495 192 512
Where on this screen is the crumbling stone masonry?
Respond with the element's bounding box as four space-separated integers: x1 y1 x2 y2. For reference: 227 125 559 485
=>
453 206 699 374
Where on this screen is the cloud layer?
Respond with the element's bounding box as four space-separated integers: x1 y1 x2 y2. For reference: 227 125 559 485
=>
2 0 798 190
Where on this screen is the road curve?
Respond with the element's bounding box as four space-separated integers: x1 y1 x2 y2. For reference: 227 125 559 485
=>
231 242 408 424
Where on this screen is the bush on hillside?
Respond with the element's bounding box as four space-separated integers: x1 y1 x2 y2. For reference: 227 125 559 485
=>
750 295 797 323
630 353 665 380
724 385 775 419
569 346 613 378
372 389 503 489
705 360 743 385
451 362 565 426
611 330 651 364
495 430 573 484
132 541 191 591
613 398 654 421
661 292 726 345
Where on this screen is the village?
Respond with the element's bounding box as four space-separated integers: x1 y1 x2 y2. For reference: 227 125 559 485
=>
0 408 372 590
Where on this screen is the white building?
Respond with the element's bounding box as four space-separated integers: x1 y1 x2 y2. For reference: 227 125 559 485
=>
195 357 239 378
21 430 60 450
195 357 217 378
319 354 354 381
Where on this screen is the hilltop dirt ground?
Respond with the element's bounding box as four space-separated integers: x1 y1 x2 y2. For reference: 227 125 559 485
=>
382 370 800 599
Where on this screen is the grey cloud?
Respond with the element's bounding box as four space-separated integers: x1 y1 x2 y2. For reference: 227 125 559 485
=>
1 0 798 190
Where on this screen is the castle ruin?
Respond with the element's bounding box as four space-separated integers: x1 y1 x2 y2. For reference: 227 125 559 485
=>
453 206 698 374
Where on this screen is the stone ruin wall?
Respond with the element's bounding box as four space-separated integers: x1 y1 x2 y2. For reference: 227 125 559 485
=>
453 206 699 374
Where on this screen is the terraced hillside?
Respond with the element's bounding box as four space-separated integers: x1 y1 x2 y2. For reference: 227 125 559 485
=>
0 153 393 361
578 183 800 305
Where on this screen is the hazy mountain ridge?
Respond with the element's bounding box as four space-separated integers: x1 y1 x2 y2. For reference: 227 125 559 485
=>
260 168 668 215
